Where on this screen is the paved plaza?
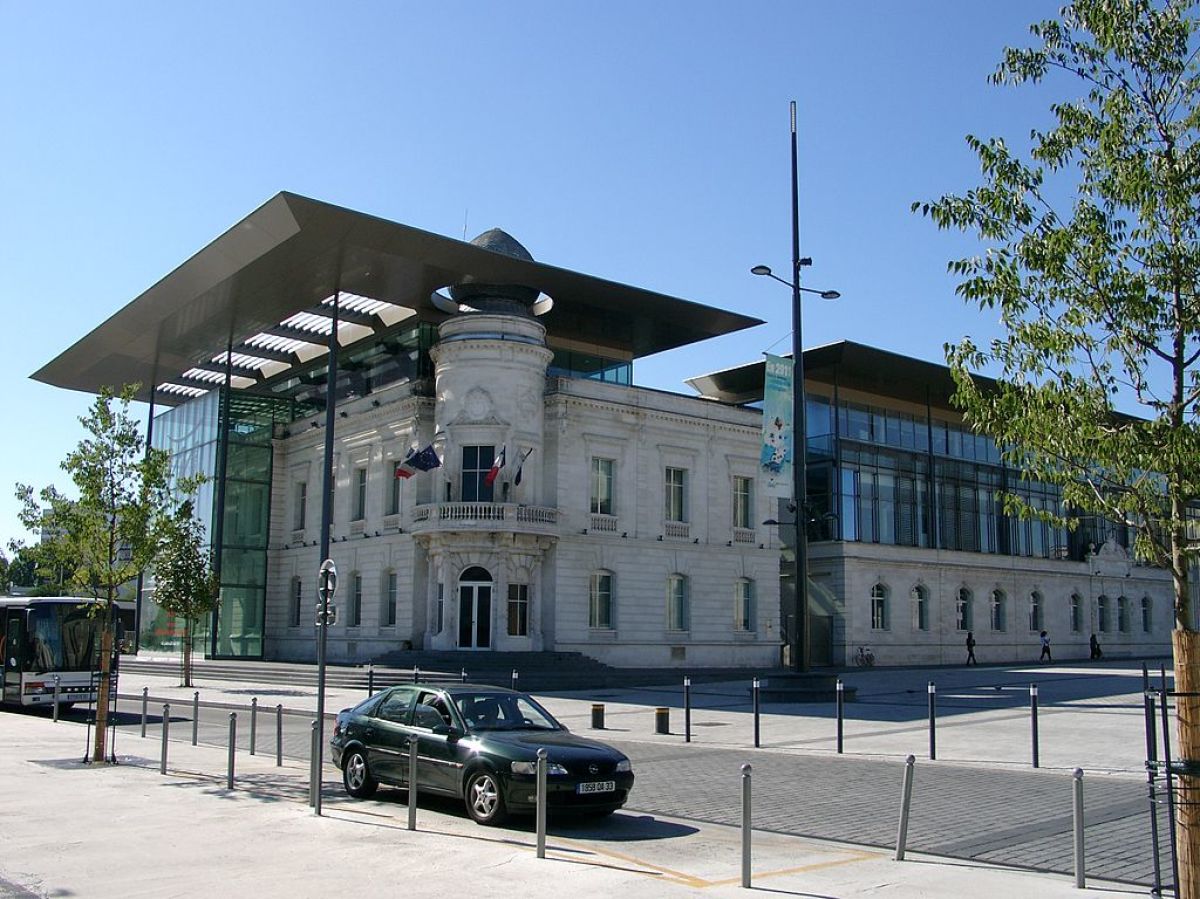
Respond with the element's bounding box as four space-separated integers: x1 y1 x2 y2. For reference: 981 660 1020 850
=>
0 658 1176 897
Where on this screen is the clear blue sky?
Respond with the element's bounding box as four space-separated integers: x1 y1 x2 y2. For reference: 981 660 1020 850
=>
0 1 1063 547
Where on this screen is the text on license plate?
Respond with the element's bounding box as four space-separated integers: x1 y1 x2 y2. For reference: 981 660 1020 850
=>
576 780 616 795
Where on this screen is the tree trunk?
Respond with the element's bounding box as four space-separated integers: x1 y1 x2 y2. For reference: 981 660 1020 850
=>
1174 628 1200 899
91 622 113 763
182 618 192 688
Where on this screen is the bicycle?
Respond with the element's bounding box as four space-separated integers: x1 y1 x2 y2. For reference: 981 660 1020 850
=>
853 645 875 667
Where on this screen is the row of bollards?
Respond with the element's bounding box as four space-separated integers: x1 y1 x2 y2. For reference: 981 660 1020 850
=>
610 676 1046 768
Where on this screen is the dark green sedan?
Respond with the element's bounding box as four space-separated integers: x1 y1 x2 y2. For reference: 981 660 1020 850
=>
330 683 634 825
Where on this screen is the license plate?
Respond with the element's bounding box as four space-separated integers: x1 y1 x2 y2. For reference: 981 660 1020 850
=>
577 780 616 795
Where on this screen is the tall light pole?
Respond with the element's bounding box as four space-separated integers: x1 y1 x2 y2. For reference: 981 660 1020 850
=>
752 100 839 673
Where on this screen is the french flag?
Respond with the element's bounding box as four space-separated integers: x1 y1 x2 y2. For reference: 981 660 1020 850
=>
484 446 506 487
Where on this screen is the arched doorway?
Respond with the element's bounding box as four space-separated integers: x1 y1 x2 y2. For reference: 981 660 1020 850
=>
458 566 493 649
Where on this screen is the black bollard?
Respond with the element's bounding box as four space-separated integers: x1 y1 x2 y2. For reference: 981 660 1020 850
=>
927 682 937 760
684 676 692 744
836 679 845 754
1030 684 1040 768
752 677 760 748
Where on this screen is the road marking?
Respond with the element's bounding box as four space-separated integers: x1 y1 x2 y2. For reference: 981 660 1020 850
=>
703 850 877 887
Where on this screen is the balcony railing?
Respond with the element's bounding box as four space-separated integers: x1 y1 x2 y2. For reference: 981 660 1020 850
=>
410 502 560 535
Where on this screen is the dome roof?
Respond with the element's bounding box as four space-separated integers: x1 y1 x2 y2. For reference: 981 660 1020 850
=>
449 228 540 312
469 228 534 262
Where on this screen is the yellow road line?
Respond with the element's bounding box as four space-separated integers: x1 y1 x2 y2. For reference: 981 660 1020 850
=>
703 850 878 887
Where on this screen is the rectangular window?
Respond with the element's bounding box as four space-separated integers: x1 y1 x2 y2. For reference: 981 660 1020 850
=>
735 580 754 632
1098 596 1111 633
353 467 367 521
389 461 404 515
589 573 613 629
384 572 397 627
294 482 307 531
461 445 495 503
733 476 753 529
291 579 302 627
667 575 689 631
1118 596 1130 633
507 584 529 637
591 458 615 515
350 574 362 627
665 467 687 522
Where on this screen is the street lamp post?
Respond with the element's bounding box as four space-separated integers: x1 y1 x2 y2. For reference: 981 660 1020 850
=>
752 100 839 674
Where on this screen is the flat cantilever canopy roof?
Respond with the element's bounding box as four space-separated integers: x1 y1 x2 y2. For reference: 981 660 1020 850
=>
34 192 763 405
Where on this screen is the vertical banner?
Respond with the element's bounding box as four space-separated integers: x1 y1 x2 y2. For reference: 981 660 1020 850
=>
760 354 794 498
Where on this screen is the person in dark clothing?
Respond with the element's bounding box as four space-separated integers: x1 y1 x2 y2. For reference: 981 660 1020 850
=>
1040 630 1052 662
1090 633 1102 660
965 631 977 665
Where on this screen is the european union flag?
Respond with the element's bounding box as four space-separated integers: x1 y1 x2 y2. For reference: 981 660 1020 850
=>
405 444 442 472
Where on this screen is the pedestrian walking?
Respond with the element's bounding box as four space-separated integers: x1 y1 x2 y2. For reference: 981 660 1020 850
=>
1039 630 1052 663
965 631 977 665
1090 633 1102 660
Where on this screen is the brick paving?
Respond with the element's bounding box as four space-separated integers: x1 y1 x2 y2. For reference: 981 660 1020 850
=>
612 739 1174 888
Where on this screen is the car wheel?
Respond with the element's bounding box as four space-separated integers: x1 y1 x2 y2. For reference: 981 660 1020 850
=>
465 769 508 825
342 749 378 799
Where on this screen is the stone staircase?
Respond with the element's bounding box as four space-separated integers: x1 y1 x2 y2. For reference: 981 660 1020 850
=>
120 651 781 694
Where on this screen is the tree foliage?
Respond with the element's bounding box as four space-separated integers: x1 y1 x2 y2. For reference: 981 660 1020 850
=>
916 0 1200 626
153 498 218 687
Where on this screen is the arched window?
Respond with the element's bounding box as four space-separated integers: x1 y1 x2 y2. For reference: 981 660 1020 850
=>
734 579 755 632
870 583 889 630
1029 591 1044 632
1142 596 1153 633
956 587 973 631
990 589 1007 632
1070 594 1083 633
1118 596 1130 633
589 571 614 629
1098 595 1111 633
667 574 689 631
911 584 929 632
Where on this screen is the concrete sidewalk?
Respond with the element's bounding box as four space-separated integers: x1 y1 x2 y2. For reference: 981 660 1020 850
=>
1 709 1137 899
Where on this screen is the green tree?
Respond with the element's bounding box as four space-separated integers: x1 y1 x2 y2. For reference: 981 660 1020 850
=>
917 1 1200 891
16 386 170 762
153 498 218 688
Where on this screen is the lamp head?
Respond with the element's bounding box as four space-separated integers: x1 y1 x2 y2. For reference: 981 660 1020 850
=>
750 265 773 277
820 290 841 300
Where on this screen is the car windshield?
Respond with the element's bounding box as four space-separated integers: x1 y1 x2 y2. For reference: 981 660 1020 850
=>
452 692 562 732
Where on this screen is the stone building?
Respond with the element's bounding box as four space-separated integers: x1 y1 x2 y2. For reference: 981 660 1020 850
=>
34 194 1179 668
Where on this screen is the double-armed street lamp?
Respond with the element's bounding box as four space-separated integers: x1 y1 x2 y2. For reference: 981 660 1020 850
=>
751 100 840 674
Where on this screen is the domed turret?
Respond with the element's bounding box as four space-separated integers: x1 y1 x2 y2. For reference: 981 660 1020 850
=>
450 229 541 313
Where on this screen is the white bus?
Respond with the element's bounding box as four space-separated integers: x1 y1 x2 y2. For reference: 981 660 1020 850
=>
0 597 128 709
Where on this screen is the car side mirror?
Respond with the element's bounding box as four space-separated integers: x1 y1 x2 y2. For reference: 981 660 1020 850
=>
432 723 461 739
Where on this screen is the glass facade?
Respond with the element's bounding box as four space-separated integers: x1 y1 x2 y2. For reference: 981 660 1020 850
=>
806 393 1134 561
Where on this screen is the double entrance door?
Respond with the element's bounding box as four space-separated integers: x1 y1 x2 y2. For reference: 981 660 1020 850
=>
457 568 492 649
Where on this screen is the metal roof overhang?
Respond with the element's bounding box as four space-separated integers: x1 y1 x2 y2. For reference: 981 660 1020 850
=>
34 192 763 405
686 340 1000 410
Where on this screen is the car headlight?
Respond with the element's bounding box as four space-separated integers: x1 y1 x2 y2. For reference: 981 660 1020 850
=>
615 759 632 773
511 760 569 775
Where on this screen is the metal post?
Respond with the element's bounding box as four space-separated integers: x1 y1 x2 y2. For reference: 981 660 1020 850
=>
53 675 61 723
309 720 318 807
655 707 670 734
752 677 760 748
684 676 692 744
227 713 236 790
1159 679 1180 893
461 668 467 684
407 738 418 831
1030 684 1040 769
741 763 753 888
895 754 916 861
250 697 258 756
275 704 283 767
512 669 518 691
160 704 170 775
591 703 605 730
414 666 421 685
927 682 936 760
1145 690 1163 897
536 748 548 859
1073 768 1085 888
141 686 148 738
368 664 375 696
192 691 199 746
836 679 844 754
